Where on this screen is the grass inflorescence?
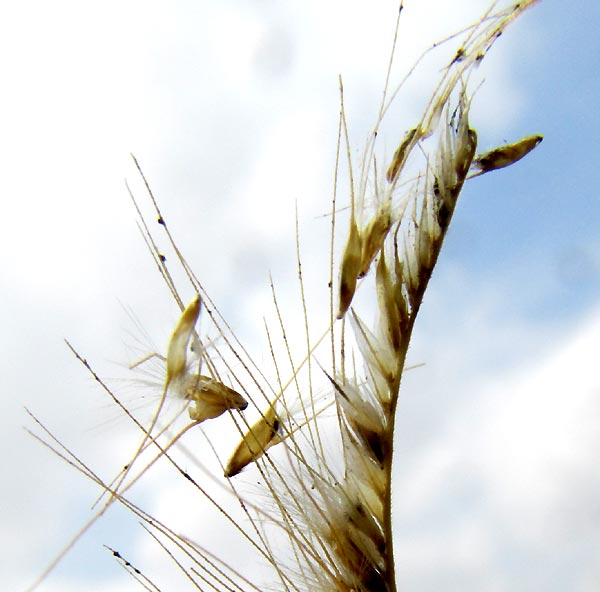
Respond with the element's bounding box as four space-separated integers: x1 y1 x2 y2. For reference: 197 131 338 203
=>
27 2 543 591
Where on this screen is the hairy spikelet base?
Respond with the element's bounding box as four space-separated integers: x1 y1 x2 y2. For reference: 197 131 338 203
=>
27 2 544 591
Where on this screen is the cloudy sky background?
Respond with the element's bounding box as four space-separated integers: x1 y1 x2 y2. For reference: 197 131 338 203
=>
2 0 599 590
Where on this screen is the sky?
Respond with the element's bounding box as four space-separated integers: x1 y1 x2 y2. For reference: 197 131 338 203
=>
1 0 599 590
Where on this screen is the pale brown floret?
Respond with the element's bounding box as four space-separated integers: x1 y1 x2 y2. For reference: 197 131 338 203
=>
471 134 543 175
455 127 479 184
432 94 478 234
165 294 201 385
350 313 396 387
392 233 409 330
337 215 363 319
385 127 419 184
164 295 248 423
184 374 248 422
337 382 386 449
376 251 402 353
359 208 392 279
224 403 280 478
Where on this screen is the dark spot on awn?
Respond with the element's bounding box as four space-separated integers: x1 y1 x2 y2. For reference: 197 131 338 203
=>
451 47 465 64
157 216 165 225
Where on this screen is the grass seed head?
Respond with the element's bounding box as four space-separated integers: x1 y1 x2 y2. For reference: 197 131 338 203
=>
38 4 545 591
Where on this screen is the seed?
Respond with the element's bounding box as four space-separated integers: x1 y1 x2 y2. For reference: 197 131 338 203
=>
185 375 248 423
385 127 419 183
165 295 201 385
359 209 392 278
473 134 543 174
337 216 363 319
225 404 279 477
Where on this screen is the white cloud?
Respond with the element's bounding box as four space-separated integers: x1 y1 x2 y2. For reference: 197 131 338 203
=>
393 305 600 590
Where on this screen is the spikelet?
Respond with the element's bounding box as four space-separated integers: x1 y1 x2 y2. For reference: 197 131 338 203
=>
184 374 248 422
385 127 419 184
165 294 201 385
350 312 396 389
455 127 479 184
359 206 393 279
471 134 543 175
224 402 280 477
430 92 477 241
337 213 363 319
165 295 248 422
391 231 409 331
315 371 391 590
376 249 402 354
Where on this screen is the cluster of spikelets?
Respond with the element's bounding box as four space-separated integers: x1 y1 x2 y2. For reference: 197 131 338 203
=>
160 292 284 478
281 7 541 590
164 294 248 423
27 2 544 591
